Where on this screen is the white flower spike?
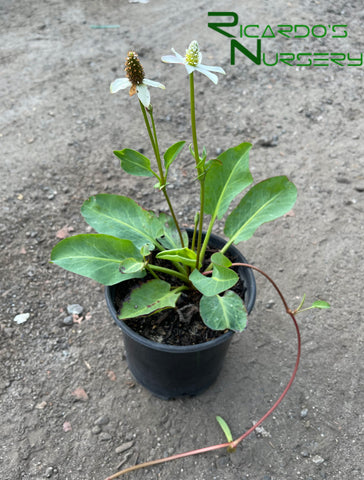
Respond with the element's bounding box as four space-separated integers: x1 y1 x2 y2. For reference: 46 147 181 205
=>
110 51 165 108
161 40 225 84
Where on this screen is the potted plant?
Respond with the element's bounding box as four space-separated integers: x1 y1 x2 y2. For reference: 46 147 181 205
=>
51 41 299 398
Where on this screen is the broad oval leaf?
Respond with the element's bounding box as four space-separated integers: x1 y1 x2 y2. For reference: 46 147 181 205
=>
211 252 232 268
114 149 155 177
189 264 238 297
164 141 186 171
200 290 247 332
224 176 297 245
51 234 145 285
119 279 181 319
156 247 197 268
81 194 164 249
157 213 189 249
204 142 253 220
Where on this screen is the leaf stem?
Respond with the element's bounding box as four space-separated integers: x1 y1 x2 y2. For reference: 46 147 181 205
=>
199 214 217 266
148 264 189 284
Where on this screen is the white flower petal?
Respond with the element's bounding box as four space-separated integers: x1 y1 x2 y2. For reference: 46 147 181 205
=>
185 63 195 74
110 77 131 93
143 78 165 89
200 64 226 74
195 65 218 84
137 83 150 108
161 54 183 64
171 48 185 61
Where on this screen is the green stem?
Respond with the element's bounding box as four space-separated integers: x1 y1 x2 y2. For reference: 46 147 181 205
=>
148 106 165 180
199 213 217 264
148 264 190 284
189 72 205 268
140 102 185 248
190 72 199 168
146 265 160 280
139 100 158 161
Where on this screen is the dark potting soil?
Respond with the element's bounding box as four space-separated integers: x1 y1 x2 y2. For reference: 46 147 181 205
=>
113 247 247 346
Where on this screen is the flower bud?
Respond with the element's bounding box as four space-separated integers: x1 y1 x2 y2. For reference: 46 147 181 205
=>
125 51 145 85
185 41 201 67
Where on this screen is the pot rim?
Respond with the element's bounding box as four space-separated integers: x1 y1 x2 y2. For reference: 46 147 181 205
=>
105 230 256 353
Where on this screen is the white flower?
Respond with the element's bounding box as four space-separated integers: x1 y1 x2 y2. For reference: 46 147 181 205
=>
110 51 165 108
161 40 225 84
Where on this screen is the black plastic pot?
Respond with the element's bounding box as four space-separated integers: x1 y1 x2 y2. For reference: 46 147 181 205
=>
105 231 256 399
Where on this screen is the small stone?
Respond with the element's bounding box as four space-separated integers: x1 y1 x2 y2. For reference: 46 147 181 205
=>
354 183 364 192
312 455 324 465
115 441 134 454
13 313 30 324
92 425 101 435
265 300 275 309
300 408 309 418
256 136 278 147
45 466 53 478
63 316 74 326
67 304 83 315
99 432 112 441
336 176 351 184
71 387 88 401
94 415 110 426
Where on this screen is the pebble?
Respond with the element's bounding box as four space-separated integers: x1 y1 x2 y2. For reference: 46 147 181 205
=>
45 466 53 478
265 299 275 309
13 313 30 324
115 441 134 454
67 304 83 315
354 183 364 192
336 176 351 184
94 415 110 426
312 455 325 465
99 432 112 441
62 316 74 326
256 136 278 147
300 408 309 419
91 426 101 435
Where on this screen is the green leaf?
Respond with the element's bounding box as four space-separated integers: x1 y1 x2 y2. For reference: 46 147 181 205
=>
216 416 233 443
51 234 145 285
119 279 181 319
118 258 145 274
156 247 197 268
224 176 297 245
114 149 155 177
200 290 247 331
157 213 189 249
311 300 330 309
81 194 164 249
211 252 232 268
140 244 154 257
164 141 186 171
189 262 238 297
204 143 253 220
